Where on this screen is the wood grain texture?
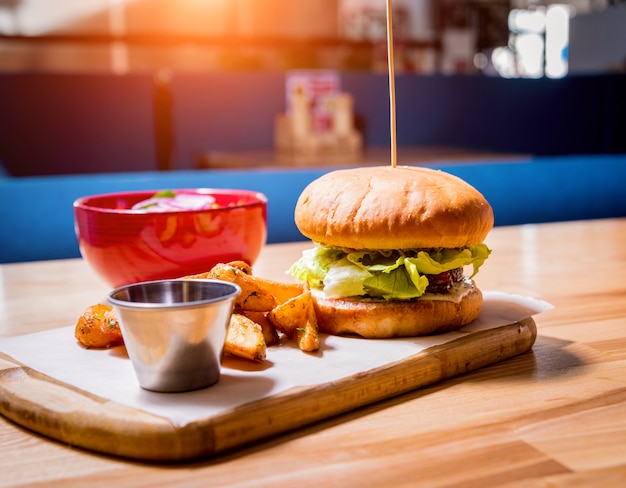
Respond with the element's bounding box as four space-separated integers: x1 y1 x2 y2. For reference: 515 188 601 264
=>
0 319 535 461
0 218 625 486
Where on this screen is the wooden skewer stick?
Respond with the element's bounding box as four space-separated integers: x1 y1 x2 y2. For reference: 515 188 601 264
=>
386 0 398 169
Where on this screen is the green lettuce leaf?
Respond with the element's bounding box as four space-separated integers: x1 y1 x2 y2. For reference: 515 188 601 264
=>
288 243 491 301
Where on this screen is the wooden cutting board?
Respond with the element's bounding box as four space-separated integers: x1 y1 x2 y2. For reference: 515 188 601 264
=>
0 318 535 462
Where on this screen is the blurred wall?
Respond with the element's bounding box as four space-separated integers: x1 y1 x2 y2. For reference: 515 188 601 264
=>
568 5 626 74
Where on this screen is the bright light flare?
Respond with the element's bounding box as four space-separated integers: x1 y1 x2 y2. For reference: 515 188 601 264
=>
545 4 572 78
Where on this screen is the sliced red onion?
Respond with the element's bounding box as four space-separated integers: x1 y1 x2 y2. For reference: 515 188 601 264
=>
132 192 217 212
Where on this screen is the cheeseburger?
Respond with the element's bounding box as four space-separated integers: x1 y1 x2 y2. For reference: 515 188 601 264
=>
288 165 494 338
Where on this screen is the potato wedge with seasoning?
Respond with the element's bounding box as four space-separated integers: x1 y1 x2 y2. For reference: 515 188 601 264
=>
75 303 124 349
222 260 253 275
247 277 304 305
267 293 308 336
241 310 280 347
195 263 278 312
297 297 320 352
80 261 320 360
267 287 320 352
224 313 267 361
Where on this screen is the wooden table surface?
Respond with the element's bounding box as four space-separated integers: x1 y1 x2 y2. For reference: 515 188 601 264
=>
196 145 528 170
1 217 625 487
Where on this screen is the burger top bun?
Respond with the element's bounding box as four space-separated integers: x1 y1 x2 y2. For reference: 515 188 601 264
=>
295 166 494 250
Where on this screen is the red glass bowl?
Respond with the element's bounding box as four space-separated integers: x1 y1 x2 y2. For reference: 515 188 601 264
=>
74 189 268 288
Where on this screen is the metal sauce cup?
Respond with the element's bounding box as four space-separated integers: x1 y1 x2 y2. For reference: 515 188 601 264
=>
107 279 240 393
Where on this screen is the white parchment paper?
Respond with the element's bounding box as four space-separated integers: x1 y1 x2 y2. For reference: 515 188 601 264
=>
0 292 552 427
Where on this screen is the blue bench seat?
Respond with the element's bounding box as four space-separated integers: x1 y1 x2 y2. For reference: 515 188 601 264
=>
1 155 625 263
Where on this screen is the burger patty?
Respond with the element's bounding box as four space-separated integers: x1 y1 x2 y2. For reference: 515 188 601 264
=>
425 267 464 294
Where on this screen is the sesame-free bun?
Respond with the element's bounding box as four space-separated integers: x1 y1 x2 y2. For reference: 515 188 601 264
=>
295 166 494 250
312 283 483 338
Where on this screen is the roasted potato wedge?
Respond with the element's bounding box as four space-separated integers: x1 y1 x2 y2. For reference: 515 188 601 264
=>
267 292 308 336
181 262 322 358
224 260 253 274
188 263 278 312
241 310 280 347
297 298 320 352
267 287 320 352
246 277 304 305
224 313 267 361
75 303 124 349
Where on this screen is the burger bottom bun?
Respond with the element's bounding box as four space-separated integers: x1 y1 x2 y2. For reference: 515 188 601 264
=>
311 284 483 339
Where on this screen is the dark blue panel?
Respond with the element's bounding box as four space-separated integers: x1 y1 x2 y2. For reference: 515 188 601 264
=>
0 73 157 176
392 74 605 155
341 72 391 146
170 72 286 169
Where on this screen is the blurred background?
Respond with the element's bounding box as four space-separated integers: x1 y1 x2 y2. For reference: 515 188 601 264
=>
0 0 625 178
1 1 625 262
0 0 624 77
